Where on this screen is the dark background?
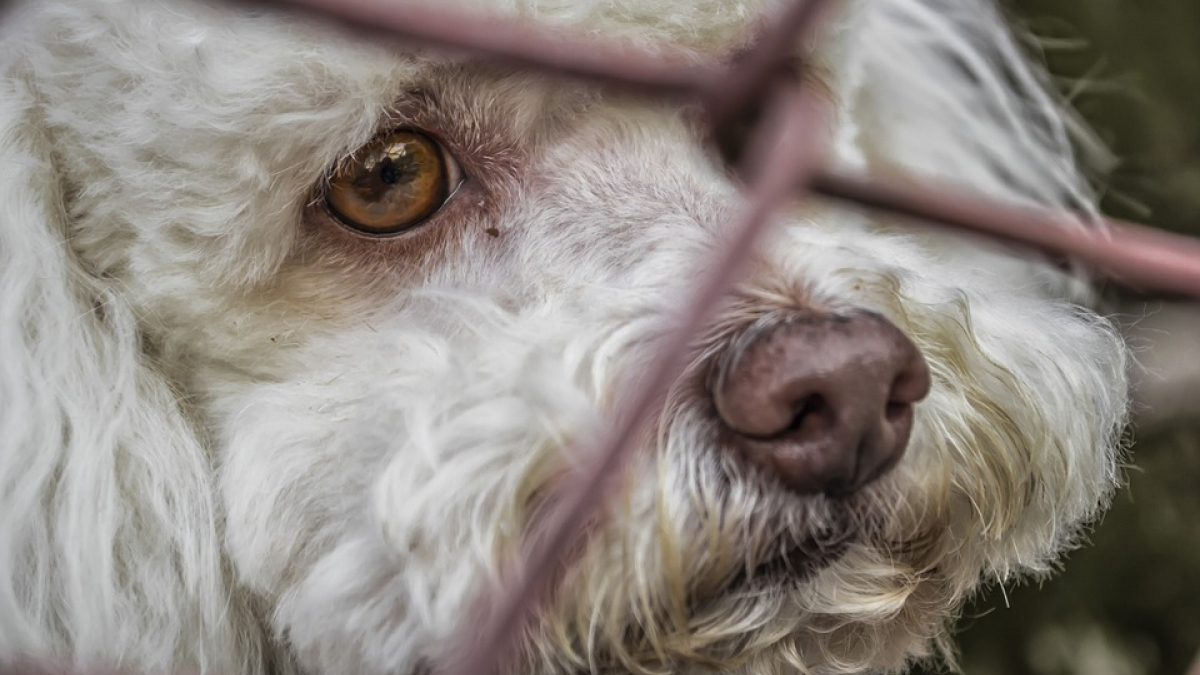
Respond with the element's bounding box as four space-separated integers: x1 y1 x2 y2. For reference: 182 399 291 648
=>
920 3 1200 674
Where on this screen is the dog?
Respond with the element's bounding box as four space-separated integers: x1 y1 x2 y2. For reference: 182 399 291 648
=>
0 0 1129 673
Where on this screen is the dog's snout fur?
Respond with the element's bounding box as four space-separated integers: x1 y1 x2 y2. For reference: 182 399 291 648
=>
711 311 931 495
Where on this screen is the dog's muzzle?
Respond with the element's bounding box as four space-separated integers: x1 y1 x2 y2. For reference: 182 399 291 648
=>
710 310 931 496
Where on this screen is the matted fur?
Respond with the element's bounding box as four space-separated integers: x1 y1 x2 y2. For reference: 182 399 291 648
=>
0 0 1127 674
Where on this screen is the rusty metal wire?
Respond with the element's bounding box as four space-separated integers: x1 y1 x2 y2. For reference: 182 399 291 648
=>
235 1 1200 674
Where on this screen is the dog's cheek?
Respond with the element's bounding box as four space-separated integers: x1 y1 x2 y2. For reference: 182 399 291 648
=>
211 310 612 670
273 534 438 675
946 297 1127 572
211 361 474 674
878 289 1126 588
217 385 387 598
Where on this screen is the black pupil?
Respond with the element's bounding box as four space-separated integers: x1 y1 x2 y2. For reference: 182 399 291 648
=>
379 160 400 185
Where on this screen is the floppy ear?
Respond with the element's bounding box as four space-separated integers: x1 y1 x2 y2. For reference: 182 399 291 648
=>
0 50 262 672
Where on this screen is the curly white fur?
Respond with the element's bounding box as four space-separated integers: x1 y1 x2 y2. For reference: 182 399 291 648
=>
0 0 1127 674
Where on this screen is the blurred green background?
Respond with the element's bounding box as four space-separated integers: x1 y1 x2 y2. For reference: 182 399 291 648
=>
1006 0 1200 237
917 3 1200 674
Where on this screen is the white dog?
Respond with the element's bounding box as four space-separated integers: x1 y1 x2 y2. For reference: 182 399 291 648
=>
0 0 1129 674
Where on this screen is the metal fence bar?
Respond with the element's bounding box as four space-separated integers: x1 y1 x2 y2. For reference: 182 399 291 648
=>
423 3 849 668
702 0 838 127
811 170 1200 296
437 84 830 675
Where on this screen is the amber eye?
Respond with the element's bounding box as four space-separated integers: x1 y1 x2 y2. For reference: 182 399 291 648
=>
326 129 460 236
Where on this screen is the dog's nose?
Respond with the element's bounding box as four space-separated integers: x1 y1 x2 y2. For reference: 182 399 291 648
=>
711 311 931 496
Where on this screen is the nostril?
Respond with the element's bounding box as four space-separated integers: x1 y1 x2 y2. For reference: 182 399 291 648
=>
773 394 832 441
710 309 930 495
884 400 909 422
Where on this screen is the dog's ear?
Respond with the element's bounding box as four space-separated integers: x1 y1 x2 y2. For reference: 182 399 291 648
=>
0 52 257 670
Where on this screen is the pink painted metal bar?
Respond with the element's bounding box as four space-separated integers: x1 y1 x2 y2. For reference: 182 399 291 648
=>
435 84 830 675
812 171 1200 297
704 0 839 127
427 0 845 669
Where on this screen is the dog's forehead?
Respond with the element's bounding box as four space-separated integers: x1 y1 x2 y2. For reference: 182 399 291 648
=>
15 0 862 138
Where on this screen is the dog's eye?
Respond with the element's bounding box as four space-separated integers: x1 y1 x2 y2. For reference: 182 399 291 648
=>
326 130 461 236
